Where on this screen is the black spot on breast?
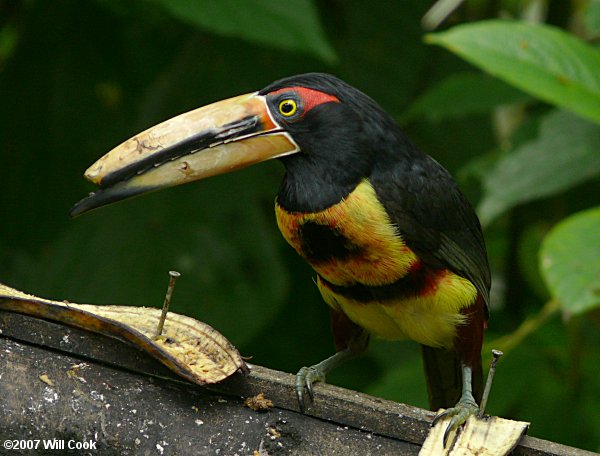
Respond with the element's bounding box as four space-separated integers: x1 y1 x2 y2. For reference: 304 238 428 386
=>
298 221 361 262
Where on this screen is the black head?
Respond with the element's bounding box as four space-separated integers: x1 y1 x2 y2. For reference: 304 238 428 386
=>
259 73 414 212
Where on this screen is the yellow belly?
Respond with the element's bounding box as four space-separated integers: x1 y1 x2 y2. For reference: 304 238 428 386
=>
317 272 476 348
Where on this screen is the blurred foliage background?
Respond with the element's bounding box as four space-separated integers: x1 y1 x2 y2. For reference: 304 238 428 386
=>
1 0 599 451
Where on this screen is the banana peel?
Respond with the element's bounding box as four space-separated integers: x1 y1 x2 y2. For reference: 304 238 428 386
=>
0 283 247 385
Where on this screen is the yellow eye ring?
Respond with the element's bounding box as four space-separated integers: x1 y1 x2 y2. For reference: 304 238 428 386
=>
278 99 298 117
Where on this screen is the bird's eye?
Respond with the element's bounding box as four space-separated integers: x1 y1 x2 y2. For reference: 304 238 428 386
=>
278 99 298 117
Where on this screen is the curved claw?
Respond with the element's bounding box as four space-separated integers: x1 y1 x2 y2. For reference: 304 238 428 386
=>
295 365 326 413
432 400 479 447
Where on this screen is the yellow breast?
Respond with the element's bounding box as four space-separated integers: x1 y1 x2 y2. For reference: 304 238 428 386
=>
275 180 419 286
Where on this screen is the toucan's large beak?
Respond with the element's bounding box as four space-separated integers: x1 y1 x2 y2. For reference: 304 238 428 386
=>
70 92 299 217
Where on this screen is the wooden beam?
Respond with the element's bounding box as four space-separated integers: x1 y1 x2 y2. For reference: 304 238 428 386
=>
0 311 595 455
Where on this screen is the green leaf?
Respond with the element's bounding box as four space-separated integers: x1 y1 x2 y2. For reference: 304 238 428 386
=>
478 110 600 225
584 0 600 36
518 223 551 300
426 20 600 124
149 0 337 63
540 207 600 314
403 72 530 122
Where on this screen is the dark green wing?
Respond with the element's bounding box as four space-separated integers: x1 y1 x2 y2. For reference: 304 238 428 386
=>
371 154 491 309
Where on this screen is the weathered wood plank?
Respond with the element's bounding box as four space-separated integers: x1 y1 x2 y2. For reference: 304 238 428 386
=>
0 337 419 455
0 311 596 455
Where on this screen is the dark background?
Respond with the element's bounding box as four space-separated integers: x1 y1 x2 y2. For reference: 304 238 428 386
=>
1 0 599 450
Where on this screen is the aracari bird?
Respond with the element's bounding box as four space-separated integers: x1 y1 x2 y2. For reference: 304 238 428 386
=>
71 73 490 441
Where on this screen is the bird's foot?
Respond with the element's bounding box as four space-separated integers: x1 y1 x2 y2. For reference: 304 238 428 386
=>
294 346 362 412
432 397 479 447
295 365 327 412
